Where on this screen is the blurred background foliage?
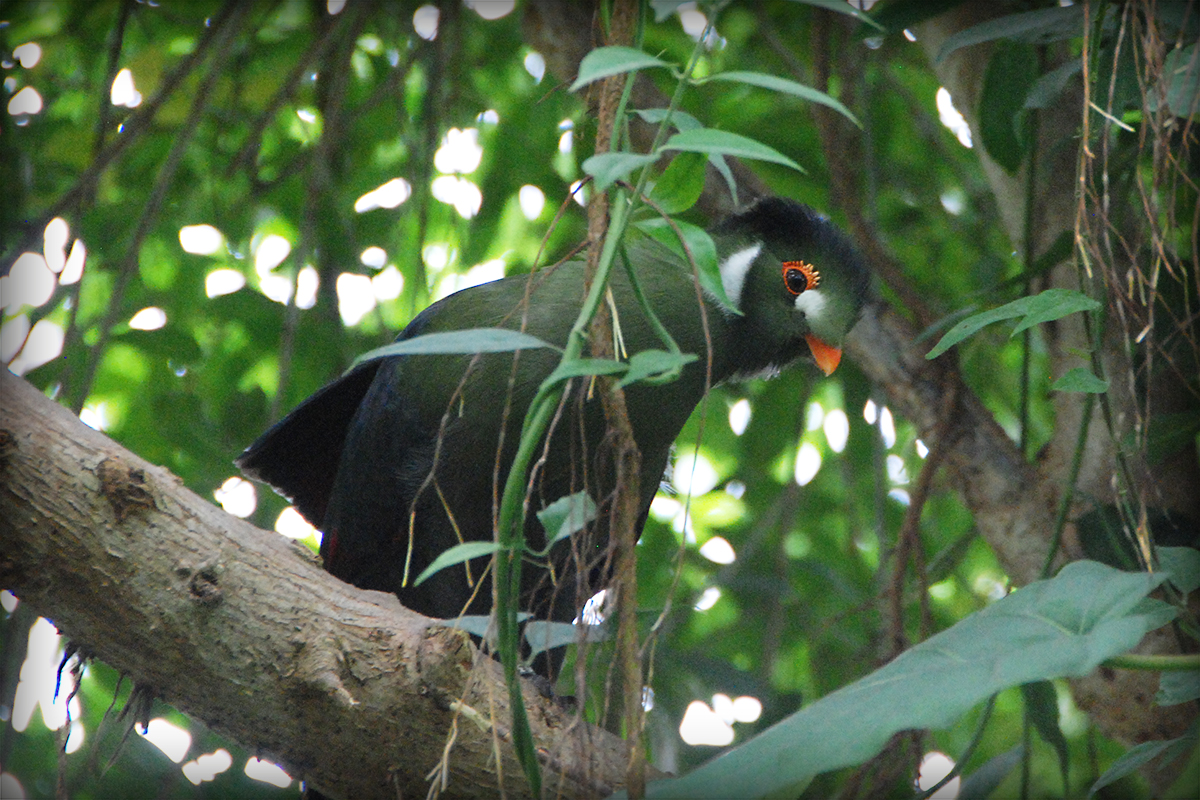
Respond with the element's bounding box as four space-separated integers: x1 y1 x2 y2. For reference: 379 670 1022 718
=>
1 1 1196 798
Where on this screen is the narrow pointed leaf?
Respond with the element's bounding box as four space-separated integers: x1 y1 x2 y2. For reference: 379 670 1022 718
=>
1156 44 1199 117
352 328 559 368
958 745 1025 800
434 615 495 639
868 0 971 36
1010 288 1101 333
584 152 658 191
536 491 598 547
634 111 737 199
635 107 703 131
980 42 1038 173
1025 59 1083 110
413 541 502 587
936 6 1087 63
1088 724 1199 797
925 304 1028 358
544 357 628 389
433 613 532 645
618 349 698 388
570 46 673 91
662 129 805 173
523 620 612 659
927 289 1100 359
707 71 861 127
1022 681 1070 788
1051 368 1109 393
783 0 884 31
633 217 731 311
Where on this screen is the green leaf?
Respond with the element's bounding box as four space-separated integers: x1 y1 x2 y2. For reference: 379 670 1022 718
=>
1088 722 1199 797
649 152 707 215
783 0 884 31
352 328 559 368
570 46 673 92
536 491 597 548
1010 289 1102 333
1154 43 1199 117
1156 671 1200 707
709 152 738 205
1076 506 1141 571
706 71 861 127
1022 681 1070 789
1140 412 1200 464
662 128 805 173
624 561 1173 800
1051 368 1109 394
984 229 1078 295
633 217 731 311
936 6 1087 62
635 107 703 131
583 152 659 192
1158 546 1200 595
926 289 1100 359
413 541 502 587
867 0 970 36
435 615 494 639
980 41 1039 173
958 745 1025 800
523 620 611 659
636 110 739 203
1031 229 1076 274
1025 59 1083 110
650 0 691 23
618 348 698 388
544 357 628 387
435 613 532 641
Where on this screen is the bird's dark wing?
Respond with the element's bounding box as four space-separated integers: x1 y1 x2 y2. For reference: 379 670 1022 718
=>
235 362 381 528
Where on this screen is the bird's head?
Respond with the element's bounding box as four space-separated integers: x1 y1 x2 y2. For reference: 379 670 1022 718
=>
713 198 870 376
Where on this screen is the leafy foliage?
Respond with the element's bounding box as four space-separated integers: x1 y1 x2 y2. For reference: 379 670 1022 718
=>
629 561 1176 799
2 1 1196 799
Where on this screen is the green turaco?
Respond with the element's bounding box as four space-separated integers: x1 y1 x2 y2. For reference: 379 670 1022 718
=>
238 197 870 638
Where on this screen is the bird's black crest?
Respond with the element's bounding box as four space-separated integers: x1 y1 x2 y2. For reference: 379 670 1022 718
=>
718 197 871 302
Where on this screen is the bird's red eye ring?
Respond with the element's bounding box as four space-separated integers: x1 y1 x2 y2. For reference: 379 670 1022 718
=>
782 261 820 296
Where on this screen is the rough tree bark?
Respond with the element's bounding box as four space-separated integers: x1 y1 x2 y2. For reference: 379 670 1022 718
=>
0 369 645 800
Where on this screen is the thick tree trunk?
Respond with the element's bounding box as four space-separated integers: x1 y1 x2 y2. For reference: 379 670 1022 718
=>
0 369 642 800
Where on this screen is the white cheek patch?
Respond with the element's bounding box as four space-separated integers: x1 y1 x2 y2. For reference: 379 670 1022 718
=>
794 288 827 322
719 242 762 309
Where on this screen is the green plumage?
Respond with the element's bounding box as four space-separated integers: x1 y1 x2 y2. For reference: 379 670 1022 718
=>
238 197 870 643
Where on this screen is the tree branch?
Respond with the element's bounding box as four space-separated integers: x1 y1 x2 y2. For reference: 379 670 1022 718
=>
0 370 643 800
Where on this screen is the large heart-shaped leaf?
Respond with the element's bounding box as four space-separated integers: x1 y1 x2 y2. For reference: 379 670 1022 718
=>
614 561 1173 799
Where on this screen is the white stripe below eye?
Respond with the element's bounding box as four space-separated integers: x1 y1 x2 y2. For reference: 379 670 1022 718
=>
719 242 763 309
795 288 827 320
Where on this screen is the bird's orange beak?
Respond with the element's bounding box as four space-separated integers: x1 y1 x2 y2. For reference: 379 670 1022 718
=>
806 334 842 376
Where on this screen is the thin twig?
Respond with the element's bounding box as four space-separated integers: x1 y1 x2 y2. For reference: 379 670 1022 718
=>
4 0 242 267
66 3 249 413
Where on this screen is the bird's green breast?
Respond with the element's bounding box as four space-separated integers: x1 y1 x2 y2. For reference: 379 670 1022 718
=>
383 255 733 538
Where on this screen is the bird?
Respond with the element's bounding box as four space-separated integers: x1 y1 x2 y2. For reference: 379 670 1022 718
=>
237 196 870 652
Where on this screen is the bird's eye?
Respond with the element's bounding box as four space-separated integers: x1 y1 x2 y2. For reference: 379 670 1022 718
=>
782 261 820 296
